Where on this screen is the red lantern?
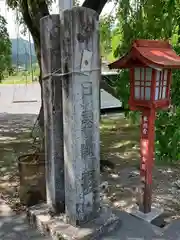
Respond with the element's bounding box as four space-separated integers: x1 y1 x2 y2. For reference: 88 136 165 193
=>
109 39 180 110
129 67 171 110
109 39 180 215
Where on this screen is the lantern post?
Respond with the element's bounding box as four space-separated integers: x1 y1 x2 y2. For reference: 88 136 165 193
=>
109 39 180 219
139 108 155 213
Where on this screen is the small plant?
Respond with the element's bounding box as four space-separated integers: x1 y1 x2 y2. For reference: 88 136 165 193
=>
155 45 180 164
155 109 180 164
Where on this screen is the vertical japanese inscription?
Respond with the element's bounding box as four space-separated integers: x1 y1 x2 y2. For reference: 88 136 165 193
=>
142 116 149 137
81 82 94 217
140 115 149 175
81 82 94 171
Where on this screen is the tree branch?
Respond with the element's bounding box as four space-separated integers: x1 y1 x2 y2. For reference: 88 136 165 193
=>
100 79 119 100
82 0 109 14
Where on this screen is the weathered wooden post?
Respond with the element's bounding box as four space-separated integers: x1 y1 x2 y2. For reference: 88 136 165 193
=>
60 7 101 226
40 15 65 213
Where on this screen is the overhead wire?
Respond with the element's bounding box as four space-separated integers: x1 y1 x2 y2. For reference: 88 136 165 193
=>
24 43 28 83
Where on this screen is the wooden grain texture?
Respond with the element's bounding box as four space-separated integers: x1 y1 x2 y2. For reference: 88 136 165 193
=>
61 7 101 226
40 15 65 213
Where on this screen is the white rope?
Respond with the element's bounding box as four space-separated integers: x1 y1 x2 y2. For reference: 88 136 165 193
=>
42 68 100 81
32 65 100 145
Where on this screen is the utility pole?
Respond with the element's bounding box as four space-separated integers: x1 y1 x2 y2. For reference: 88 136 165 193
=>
59 0 73 14
16 8 19 74
28 31 33 82
24 44 28 83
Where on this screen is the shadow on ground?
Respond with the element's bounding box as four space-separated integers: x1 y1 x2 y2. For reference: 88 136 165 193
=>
0 113 37 211
0 214 49 240
1 113 180 227
0 198 50 240
100 117 140 166
100 116 180 222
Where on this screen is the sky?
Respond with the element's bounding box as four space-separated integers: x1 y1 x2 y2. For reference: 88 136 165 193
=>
0 0 115 41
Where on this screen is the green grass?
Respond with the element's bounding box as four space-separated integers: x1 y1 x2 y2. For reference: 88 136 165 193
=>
0 75 37 84
100 117 140 168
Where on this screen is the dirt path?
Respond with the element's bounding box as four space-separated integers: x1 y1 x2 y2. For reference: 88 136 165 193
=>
100 117 180 224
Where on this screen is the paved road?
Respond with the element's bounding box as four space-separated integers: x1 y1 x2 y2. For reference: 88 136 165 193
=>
0 83 122 113
0 84 40 104
0 84 40 114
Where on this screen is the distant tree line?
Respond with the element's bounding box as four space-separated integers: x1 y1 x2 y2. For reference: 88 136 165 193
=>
0 15 11 81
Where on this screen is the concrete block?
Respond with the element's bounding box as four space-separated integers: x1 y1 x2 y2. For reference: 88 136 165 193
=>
129 206 163 223
27 203 121 240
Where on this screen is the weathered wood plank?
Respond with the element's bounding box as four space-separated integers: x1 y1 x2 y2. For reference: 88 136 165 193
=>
40 15 65 213
60 7 101 226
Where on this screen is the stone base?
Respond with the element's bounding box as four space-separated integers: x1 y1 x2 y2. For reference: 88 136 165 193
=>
27 203 121 240
129 206 163 223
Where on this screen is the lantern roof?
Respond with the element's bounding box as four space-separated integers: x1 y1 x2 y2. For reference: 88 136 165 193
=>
109 39 180 69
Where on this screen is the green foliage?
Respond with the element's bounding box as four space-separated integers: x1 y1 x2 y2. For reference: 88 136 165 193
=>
100 15 114 58
104 0 180 164
171 45 180 106
0 15 12 81
155 110 180 163
155 44 180 163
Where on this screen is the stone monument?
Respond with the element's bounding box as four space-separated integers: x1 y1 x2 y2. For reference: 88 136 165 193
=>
28 7 120 240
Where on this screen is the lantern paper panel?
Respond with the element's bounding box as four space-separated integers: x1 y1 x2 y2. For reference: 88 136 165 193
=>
155 69 168 100
134 68 152 101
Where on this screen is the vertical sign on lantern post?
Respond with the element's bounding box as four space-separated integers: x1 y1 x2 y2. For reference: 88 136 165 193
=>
139 109 155 213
